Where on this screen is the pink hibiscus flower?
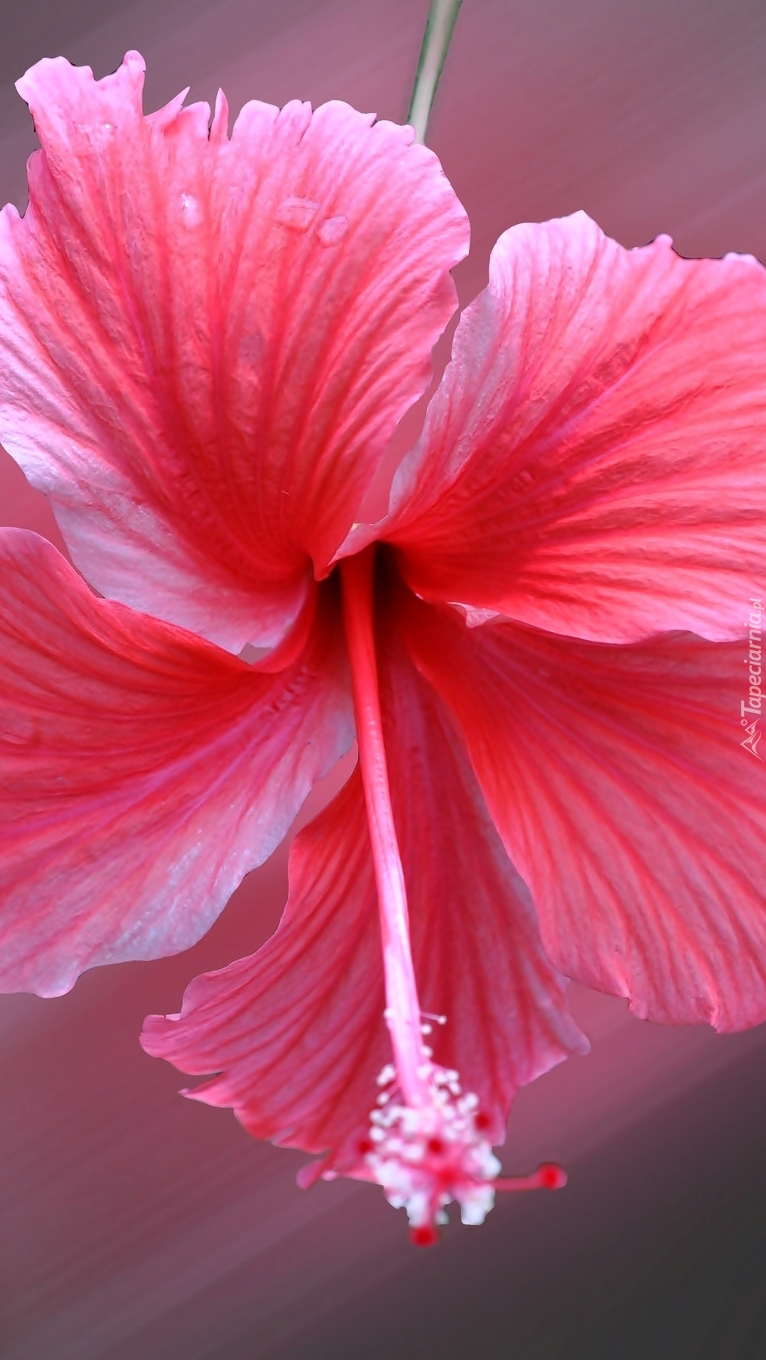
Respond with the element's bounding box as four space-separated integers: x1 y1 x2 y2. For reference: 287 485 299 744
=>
1 52 765 1243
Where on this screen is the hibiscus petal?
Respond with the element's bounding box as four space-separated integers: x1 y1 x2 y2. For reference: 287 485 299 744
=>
399 588 766 1030
142 603 585 1168
386 213 766 643
0 53 468 651
0 529 352 997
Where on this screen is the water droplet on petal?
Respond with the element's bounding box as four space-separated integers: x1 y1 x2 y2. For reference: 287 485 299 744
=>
277 196 319 231
238 329 264 364
317 214 349 246
74 120 117 147
179 193 201 227
2 712 38 747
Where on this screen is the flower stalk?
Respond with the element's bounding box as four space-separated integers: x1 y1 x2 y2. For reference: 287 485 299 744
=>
407 0 463 143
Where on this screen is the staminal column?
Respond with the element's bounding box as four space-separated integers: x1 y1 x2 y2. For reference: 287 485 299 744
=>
340 546 431 1109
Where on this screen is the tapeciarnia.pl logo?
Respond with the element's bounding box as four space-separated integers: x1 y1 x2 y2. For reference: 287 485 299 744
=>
741 597 763 759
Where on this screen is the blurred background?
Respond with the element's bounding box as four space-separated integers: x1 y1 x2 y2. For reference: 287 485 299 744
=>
1 1 766 1355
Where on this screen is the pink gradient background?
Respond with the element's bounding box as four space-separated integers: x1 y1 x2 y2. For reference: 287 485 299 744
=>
1 1 766 1356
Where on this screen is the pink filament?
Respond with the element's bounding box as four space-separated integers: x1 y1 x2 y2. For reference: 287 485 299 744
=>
495 1162 568 1192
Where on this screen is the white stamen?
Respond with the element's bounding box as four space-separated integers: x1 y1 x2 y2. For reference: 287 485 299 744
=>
363 1059 501 1232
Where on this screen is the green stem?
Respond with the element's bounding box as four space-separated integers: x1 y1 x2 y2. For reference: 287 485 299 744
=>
407 0 463 144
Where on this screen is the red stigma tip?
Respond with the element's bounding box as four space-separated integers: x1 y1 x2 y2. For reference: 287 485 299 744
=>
538 1161 567 1190
410 1223 440 1247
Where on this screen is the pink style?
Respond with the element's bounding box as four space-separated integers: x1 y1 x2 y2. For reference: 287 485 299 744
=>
0 52 765 1244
